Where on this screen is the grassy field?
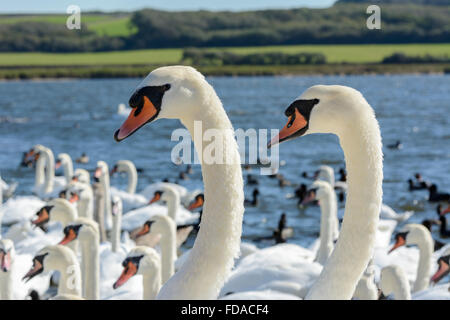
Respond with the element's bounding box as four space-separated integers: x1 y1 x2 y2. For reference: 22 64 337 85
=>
0 44 449 67
0 14 134 36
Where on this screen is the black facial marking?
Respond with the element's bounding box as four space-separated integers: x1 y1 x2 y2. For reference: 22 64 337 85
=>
281 98 320 141
63 224 83 237
122 255 144 268
128 84 171 119
395 231 409 242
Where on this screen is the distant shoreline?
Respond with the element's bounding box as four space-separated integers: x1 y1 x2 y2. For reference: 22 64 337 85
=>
0 63 448 80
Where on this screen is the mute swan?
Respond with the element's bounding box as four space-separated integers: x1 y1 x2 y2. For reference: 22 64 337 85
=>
111 196 122 253
73 168 91 185
0 239 14 299
59 218 100 300
114 66 244 299
31 145 65 197
113 246 162 300
23 245 82 297
387 224 433 293
352 261 378 300
110 160 138 194
269 85 383 299
55 153 74 185
135 215 176 283
94 161 113 231
65 181 94 220
380 265 411 300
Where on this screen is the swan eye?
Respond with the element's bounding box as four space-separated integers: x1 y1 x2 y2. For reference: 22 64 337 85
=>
163 84 171 91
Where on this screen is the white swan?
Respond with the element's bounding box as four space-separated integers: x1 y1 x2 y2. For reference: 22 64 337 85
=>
31 145 65 197
114 66 244 299
269 84 383 299
352 261 378 300
430 247 450 285
386 224 433 293
135 215 176 283
380 265 411 300
111 196 123 253
23 245 82 297
113 246 162 300
56 153 74 185
111 160 138 194
94 161 113 231
0 239 14 299
65 181 94 220
59 218 100 300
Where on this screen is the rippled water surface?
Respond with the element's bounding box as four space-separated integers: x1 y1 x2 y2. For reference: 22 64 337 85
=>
0 74 449 249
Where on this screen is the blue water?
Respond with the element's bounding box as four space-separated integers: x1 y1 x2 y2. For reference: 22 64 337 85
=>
0 74 449 249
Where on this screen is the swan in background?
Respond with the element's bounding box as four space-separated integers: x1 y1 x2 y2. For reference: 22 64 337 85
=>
121 186 199 233
140 181 200 208
380 265 411 300
31 145 65 197
134 215 176 283
110 160 138 194
114 66 244 299
384 224 434 293
352 261 378 300
113 246 162 300
0 239 14 299
110 160 148 212
65 181 94 220
73 168 91 185
23 245 82 298
269 84 383 299
379 204 414 223
0 175 18 204
94 161 113 231
55 153 74 185
59 218 100 300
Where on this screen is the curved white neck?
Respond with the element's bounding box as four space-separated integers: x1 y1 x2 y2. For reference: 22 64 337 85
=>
413 236 433 293
80 233 100 300
157 91 244 299
62 159 74 184
42 148 55 194
100 171 112 228
35 154 46 189
143 273 161 300
315 189 336 266
111 210 122 253
157 218 176 284
123 162 137 194
166 188 180 221
306 113 383 299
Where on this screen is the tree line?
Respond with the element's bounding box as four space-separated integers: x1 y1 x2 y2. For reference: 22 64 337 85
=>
0 2 448 52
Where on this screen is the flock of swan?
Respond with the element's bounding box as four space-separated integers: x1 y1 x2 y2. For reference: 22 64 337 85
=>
0 66 449 300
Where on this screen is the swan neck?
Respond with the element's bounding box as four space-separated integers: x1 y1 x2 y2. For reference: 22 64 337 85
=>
81 235 100 300
306 115 383 300
315 191 335 265
157 90 244 299
111 212 122 253
143 273 161 300
63 159 73 184
413 236 433 292
0 268 13 299
159 221 176 283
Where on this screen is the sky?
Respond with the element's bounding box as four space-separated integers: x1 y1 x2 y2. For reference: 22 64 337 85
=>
1 0 336 13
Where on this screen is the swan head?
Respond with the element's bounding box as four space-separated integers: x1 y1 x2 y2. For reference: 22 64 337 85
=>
0 239 14 272
73 168 90 184
56 153 71 170
31 204 55 228
149 190 162 204
114 66 209 141
23 245 75 282
188 193 204 211
431 248 450 284
113 246 161 289
94 161 109 180
310 180 333 202
59 218 99 245
269 85 368 147
317 165 334 184
388 224 431 253
111 196 122 217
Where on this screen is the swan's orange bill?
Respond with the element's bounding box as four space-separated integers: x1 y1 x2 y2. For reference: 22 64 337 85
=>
268 109 307 148
431 260 450 283
23 260 43 282
115 96 158 142
188 197 204 211
149 192 161 204
32 207 50 226
388 236 406 254
113 262 137 289
0 251 11 272
55 160 62 170
136 223 150 238
59 229 77 245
